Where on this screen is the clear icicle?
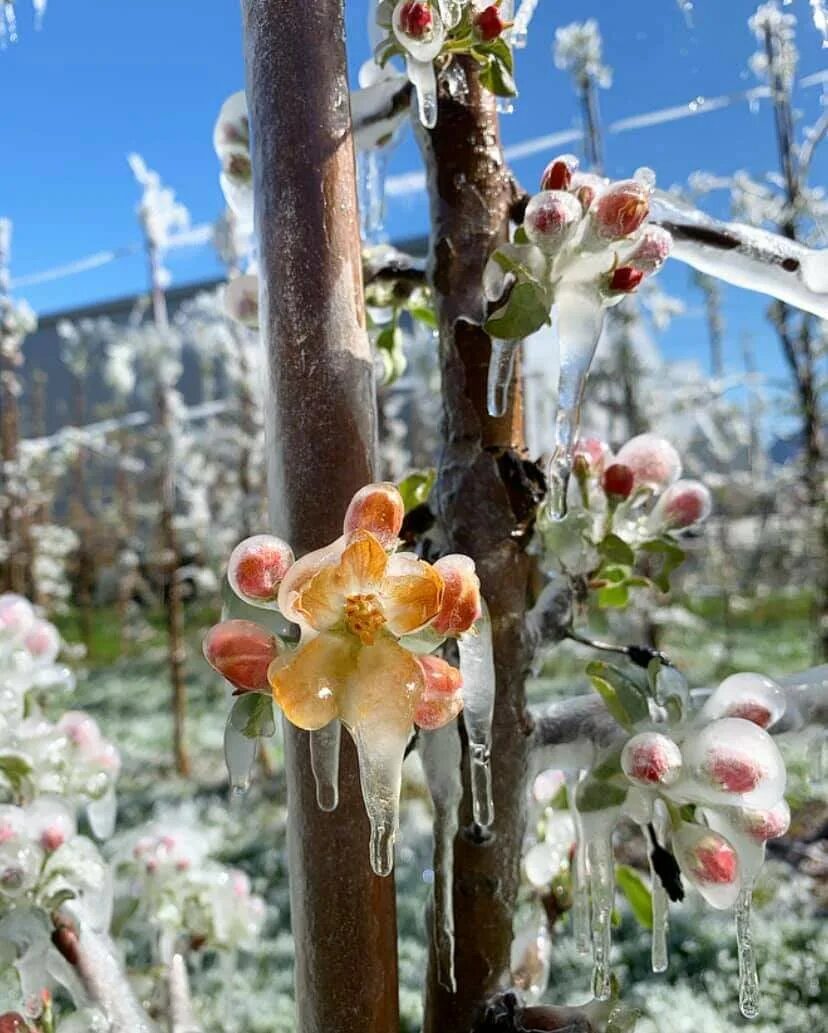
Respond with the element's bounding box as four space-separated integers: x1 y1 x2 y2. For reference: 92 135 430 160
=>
353 722 409 876
547 287 605 520
646 808 670 973
736 887 760 1019
566 771 591 955
224 715 257 794
487 339 520 416
512 0 541 48
459 602 496 830
586 821 615 1001
419 722 463 992
87 786 118 840
2 2 17 45
407 56 439 129
359 148 389 244
310 721 342 812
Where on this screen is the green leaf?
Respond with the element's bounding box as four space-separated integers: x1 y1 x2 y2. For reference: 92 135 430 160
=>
513 225 529 245
576 777 628 813
596 584 630 609
0 752 31 794
479 54 518 98
397 469 436 512
598 534 635 566
230 692 276 740
484 280 550 339
616 864 654 930
639 537 686 593
375 322 403 355
484 36 514 74
586 661 650 727
406 304 437 329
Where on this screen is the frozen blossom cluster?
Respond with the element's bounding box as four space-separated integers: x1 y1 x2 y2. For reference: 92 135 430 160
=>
0 595 121 1026
203 481 490 877
536 431 710 609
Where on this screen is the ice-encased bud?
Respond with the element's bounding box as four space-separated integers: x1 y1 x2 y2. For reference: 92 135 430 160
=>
540 154 578 192
57 711 103 755
621 732 682 788
680 717 786 808
474 4 507 41
673 822 740 909
0 595 35 643
628 225 673 274
414 654 463 730
591 179 651 240
224 274 259 330
572 436 611 477
602 462 634 500
0 1015 29 1033
343 482 405 548
203 620 280 694
700 671 786 730
570 171 608 212
393 0 445 61
651 479 712 531
431 555 481 636
23 620 60 666
24 797 76 853
213 91 249 158
614 433 682 492
524 190 583 255
607 266 644 294
736 799 791 844
227 535 295 609
0 841 43 899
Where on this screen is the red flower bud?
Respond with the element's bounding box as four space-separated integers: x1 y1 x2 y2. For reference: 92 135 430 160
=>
228 535 295 606
540 156 576 192
726 701 773 729
524 190 582 254
593 180 650 239
400 0 433 38
629 225 672 273
414 655 463 730
474 5 505 41
740 800 790 843
654 479 712 530
431 555 482 636
622 732 682 787
203 619 280 694
602 462 635 500
0 1016 29 1033
707 751 763 795
343 482 405 548
608 265 645 293
691 835 739 885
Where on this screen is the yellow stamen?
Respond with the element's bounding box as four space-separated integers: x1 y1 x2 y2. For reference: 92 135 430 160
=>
344 593 387 646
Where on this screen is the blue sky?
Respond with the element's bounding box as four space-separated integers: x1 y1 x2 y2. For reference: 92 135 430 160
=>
1 0 826 387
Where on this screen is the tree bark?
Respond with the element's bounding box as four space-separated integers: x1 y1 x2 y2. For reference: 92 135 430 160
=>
242 3 399 1032
416 58 539 1033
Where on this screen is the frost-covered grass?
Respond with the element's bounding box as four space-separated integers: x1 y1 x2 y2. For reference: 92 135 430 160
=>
59 598 824 1032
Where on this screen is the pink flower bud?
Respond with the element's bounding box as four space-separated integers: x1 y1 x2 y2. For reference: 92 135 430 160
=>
343 482 405 548
674 822 741 909
203 620 280 695
701 672 786 730
40 826 66 853
474 4 506 41
0 594 34 637
24 619 60 664
523 190 582 254
683 717 785 809
572 436 611 477
608 266 645 294
687 832 739 885
621 732 682 787
540 155 577 192
592 179 650 240
430 555 482 636
707 751 763 795
414 655 463 730
228 535 295 606
614 433 682 492
739 799 791 843
652 479 712 530
399 0 433 38
57 711 102 753
628 225 672 274
726 701 773 728
0 1015 29 1033
602 462 635 500
570 172 606 211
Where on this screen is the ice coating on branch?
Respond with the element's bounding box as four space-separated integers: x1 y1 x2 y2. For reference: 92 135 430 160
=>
419 721 462 991
700 671 786 730
650 190 828 319
309 721 341 812
459 602 496 829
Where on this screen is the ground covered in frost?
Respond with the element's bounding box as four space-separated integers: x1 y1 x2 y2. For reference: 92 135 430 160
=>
56 593 826 1033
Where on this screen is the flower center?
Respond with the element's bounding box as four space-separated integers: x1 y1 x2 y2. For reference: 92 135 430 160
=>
344 593 386 645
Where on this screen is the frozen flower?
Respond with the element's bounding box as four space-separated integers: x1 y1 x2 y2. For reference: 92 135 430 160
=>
621 732 682 788
700 671 786 730
524 191 582 255
591 180 650 241
674 823 741 909
602 462 635 500
203 620 281 695
540 155 577 192
614 433 682 492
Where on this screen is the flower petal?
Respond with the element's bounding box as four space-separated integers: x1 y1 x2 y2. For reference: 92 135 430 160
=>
382 554 444 637
338 634 423 732
278 535 348 629
337 530 389 593
268 633 355 730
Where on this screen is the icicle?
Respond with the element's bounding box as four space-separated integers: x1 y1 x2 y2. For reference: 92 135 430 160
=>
487 338 520 416
676 1 694 28
407 56 439 129
2 1 18 45
735 887 760 1019
353 721 409 876
811 1 828 46
86 786 118 840
566 771 590 955
33 0 47 31
651 191 828 319
224 715 257 795
419 722 463 992
309 720 341 812
647 806 670 973
459 602 496 830
512 0 541 49
584 814 615 1001
547 287 605 520
511 910 552 1003
359 148 390 244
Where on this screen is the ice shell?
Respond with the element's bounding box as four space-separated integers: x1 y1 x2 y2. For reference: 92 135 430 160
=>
0 595 35 642
510 911 552 1003
213 91 249 159
0 841 44 899
650 479 712 531
700 672 786 730
203 620 279 695
392 1 446 63
614 433 682 492
680 717 786 809
23 620 60 667
24 797 76 853
343 482 405 548
673 822 740 909
524 190 583 255
482 242 547 303
736 798 791 845
621 732 682 788
224 274 260 330
228 535 295 610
